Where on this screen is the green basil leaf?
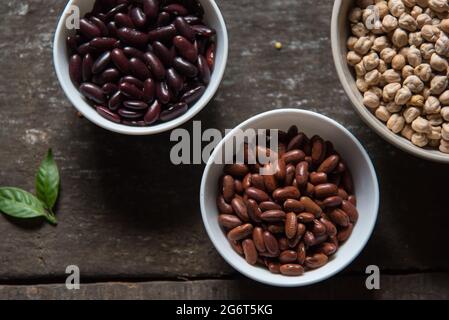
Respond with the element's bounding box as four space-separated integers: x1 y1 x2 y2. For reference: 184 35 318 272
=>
35 149 60 210
0 187 57 224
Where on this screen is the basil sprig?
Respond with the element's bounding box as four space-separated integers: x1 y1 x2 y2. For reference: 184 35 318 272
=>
0 149 60 225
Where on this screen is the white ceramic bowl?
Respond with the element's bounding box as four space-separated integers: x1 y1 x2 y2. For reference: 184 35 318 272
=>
331 0 449 163
200 109 379 287
53 0 228 135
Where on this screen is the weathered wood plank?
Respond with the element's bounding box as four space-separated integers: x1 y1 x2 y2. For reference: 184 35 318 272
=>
0 273 448 300
0 0 448 282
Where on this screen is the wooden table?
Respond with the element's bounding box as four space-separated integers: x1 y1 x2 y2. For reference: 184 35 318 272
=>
0 0 448 300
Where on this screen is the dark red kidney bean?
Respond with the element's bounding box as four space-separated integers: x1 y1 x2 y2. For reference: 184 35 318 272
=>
163 4 188 16
173 57 198 77
92 74 106 86
123 46 146 61
195 38 208 56
174 16 196 41
280 264 304 276
102 83 118 96
114 13 135 28
234 179 244 195
156 11 171 27
338 188 349 200
80 83 106 104
263 231 279 256
66 35 80 53
316 242 338 256
242 174 251 189
279 250 298 264
122 120 146 126
259 201 282 211
166 68 184 94
263 174 277 193
80 18 102 40
148 24 177 42
285 164 296 186
143 0 159 20
230 197 249 222
159 102 188 122
107 21 118 38
348 195 357 206
222 175 235 203
123 100 148 110
69 54 82 87
192 24 216 37
90 37 117 51
117 28 149 47
152 41 175 67
100 68 120 83
251 174 266 191
224 164 249 177
111 48 130 74
118 108 144 119
184 15 201 25
142 78 156 102
318 155 340 174
242 239 258 265
311 136 327 165
104 3 128 20
314 183 338 198
180 85 205 104
337 223 354 243
320 217 337 237
312 219 327 236
96 105 120 123
92 51 111 74
108 91 122 111
245 187 269 202
227 224 253 242
267 224 284 234
217 195 234 214
121 76 144 89
82 53 94 82
260 210 286 222
278 238 289 251
323 196 343 207
273 186 301 202
156 81 171 104
283 199 304 213
285 212 298 239
298 212 315 223
90 16 108 36
246 198 262 223
329 208 350 227
282 149 306 164
143 52 166 80
218 214 242 229
130 7 147 29
295 161 309 187
129 57 151 80
119 82 144 100
342 200 359 223
287 133 305 151
206 42 215 70
197 55 211 84
305 253 328 269
252 227 266 252
309 172 327 185
288 223 306 248
173 36 198 63
144 100 161 124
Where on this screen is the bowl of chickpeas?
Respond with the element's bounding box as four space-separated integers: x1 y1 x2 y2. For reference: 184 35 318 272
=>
331 0 449 163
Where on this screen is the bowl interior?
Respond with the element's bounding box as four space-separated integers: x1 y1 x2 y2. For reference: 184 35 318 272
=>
331 0 449 163
200 109 379 287
54 0 228 135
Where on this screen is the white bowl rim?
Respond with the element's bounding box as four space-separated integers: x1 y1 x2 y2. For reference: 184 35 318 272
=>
331 0 449 163
53 0 229 135
200 108 380 287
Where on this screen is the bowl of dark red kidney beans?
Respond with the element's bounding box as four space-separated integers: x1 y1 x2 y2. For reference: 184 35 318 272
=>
54 0 228 134
200 109 379 286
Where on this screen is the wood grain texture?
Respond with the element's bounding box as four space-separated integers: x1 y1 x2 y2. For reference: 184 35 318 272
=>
0 0 448 286
0 273 448 300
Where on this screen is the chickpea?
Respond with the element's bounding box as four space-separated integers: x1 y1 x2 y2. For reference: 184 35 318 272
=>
347 36 358 50
430 52 448 71
383 82 402 101
429 75 448 95
374 105 391 122
408 94 426 107
404 75 425 93
382 14 399 32
423 86 432 99
432 17 442 25
365 69 381 85
378 59 388 73
392 28 410 48
441 122 449 140
380 47 397 63
399 13 418 31
403 106 422 123
421 24 440 42
363 52 380 70
411 116 432 133
373 36 390 52
427 113 444 125
411 5 423 19
395 86 413 105
424 95 442 114
402 65 415 78
404 0 417 8
363 91 381 109
427 125 442 139
439 138 449 153
414 63 432 81
428 0 449 12
416 0 429 9
416 13 432 28
439 18 449 33
376 1 389 18
441 106 449 120
349 7 363 23
439 90 449 105
409 32 423 46
406 46 422 66
354 36 373 55
392 54 407 70
347 51 362 66
420 42 435 59
389 0 406 17
357 78 370 92
369 86 383 98
435 34 449 56
352 22 369 37
386 101 403 112
383 69 402 83
387 113 406 133
355 61 367 76
411 132 429 146
401 124 415 139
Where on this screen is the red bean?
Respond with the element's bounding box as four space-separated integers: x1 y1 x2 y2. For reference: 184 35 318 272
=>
69 54 82 87
144 100 161 125
197 55 211 85
152 41 175 67
119 82 144 100
90 17 108 37
142 78 156 102
92 51 111 74
108 91 122 111
111 48 130 74
173 35 198 63
143 52 166 80
166 68 184 94
174 16 196 41
163 4 188 16
120 76 144 89
192 24 216 37
123 46 146 61
123 100 148 110
180 85 205 104
90 37 117 51
206 42 215 70
129 57 151 80
118 108 144 119
80 18 102 40
173 56 198 77
82 53 94 82
130 7 147 29
114 13 135 28
148 24 177 42
143 0 159 20
80 83 106 104
100 68 120 83
96 106 120 123
117 27 149 47
102 83 118 96
156 81 171 104
156 11 171 27
159 102 188 122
